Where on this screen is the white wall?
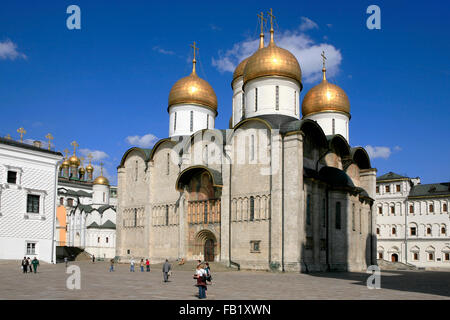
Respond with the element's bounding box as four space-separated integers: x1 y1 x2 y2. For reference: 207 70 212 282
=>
304 112 350 142
168 104 216 137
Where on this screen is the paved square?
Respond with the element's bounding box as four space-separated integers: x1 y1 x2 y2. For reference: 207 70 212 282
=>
0 260 449 299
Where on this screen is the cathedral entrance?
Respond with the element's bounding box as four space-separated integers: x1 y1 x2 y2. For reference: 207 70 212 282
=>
391 254 398 262
204 239 215 261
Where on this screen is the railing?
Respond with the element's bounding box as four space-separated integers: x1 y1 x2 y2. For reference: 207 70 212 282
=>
187 199 221 225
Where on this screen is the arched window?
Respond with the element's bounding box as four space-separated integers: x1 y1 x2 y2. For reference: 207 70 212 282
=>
376 227 380 235
250 135 255 161
332 118 335 135
242 94 245 118
106 237 109 243
378 252 383 259
392 227 396 235
97 237 100 243
306 195 311 226
134 208 137 227
335 202 341 230
294 90 297 115
190 110 194 132
429 204 434 213
255 88 258 111
378 207 382 214
441 226 447 235
390 206 395 214
413 252 419 261
174 112 177 131
206 114 209 129
443 203 448 212
427 227 432 235
250 196 255 221
409 205 414 214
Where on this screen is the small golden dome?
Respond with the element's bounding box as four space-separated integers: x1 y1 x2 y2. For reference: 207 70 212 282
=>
61 159 70 168
302 70 350 117
243 42 302 88
69 155 80 167
168 57 218 114
93 175 109 186
86 164 94 173
232 57 250 84
79 166 86 173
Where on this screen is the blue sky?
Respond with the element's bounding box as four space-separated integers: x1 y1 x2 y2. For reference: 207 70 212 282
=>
0 0 449 185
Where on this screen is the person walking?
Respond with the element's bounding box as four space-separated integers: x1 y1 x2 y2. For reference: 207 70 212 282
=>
27 257 32 273
21 257 28 274
140 259 145 272
92 255 95 263
204 262 212 283
64 257 68 268
146 259 150 272
31 257 39 273
130 258 135 272
194 263 207 299
162 259 171 282
109 259 114 272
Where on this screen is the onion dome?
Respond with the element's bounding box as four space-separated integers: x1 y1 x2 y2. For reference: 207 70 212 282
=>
93 164 109 186
78 166 86 174
69 155 80 167
232 57 250 86
93 175 109 186
302 67 350 117
61 159 70 169
243 23 302 88
168 46 218 114
86 163 94 173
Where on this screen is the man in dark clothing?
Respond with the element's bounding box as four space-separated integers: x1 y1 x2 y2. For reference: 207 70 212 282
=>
162 259 171 282
92 255 95 263
31 257 39 273
21 257 28 273
27 257 32 273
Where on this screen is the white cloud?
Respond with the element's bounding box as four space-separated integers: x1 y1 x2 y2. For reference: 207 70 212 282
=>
126 133 158 148
79 148 109 161
211 20 342 83
299 17 318 31
153 46 175 55
365 145 402 159
0 39 27 60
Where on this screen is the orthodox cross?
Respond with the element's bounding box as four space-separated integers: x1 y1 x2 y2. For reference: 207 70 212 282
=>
321 51 327 80
17 127 26 142
190 41 199 73
267 8 276 40
71 141 79 155
45 133 54 150
100 162 104 175
63 148 69 159
257 12 267 48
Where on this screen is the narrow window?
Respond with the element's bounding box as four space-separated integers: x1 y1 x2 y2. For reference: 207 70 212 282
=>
167 153 170 175
275 86 279 110
255 88 258 111
306 195 311 226
204 201 208 224
390 206 395 214
97 237 100 243
206 114 209 129
396 184 401 192
409 205 414 214
359 209 362 234
106 237 109 243
250 135 255 161
27 195 40 213
413 253 419 261
392 227 396 235
428 253 434 261
134 208 137 227
376 186 379 193
294 90 297 115
444 203 448 212
7 171 17 184
427 227 432 235
103 192 105 202
250 196 255 221
135 160 138 182
332 119 335 135
385 185 390 193
410 227 417 236
335 202 341 229
321 199 326 227
376 228 380 235
429 204 434 213
441 227 446 235
190 110 193 132
174 112 177 132
242 94 245 118
352 204 355 231
165 205 169 226
445 253 450 261
378 207 382 214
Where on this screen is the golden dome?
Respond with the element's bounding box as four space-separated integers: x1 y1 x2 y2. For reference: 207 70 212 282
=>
243 41 302 88
61 159 70 168
69 155 80 167
78 166 86 173
232 57 250 84
168 57 218 114
86 163 94 173
93 175 109 186
302 69 350 117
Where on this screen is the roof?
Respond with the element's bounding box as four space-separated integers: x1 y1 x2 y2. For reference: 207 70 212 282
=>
408 183 450 199
377 172 409 181
87 220 116 229
59 189 93 198
0 137 63 157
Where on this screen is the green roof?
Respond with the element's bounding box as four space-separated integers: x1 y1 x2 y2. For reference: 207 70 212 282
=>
86 221 99 229
408 183 450 198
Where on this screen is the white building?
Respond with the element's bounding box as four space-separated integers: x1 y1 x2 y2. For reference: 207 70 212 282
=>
375 172 450 268
0 136 62 263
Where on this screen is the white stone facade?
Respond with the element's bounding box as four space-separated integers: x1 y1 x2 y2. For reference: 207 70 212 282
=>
375 173 450 268
169 104 216 137
0 138 62 263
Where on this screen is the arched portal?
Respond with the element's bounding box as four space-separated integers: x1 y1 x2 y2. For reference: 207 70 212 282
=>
191 229 218 262
391 254 398 262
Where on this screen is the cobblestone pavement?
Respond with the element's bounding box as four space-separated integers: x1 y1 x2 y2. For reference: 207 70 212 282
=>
0 260 449 300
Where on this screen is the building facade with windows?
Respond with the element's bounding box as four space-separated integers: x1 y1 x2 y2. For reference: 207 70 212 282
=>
375 172 450 268
116 13 378 272
0 137 62 263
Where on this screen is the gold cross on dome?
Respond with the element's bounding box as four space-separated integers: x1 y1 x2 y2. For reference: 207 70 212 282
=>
257 12 267 33
190 41 199 61
100 162 104 175
17 127 26 142
321 51 327 69
70 141 79 155
63 148 69 159
267 8 275 30
45 133 54 150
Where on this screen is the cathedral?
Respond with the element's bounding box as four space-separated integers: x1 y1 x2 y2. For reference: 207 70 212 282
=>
116 11 377 272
